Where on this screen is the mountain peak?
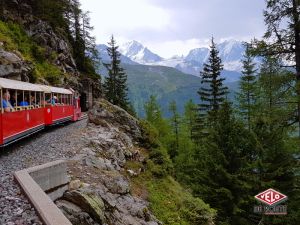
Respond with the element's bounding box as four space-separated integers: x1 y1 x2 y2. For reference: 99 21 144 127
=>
119 41 163 64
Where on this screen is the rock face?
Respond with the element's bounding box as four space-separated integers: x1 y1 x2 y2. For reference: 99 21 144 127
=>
0 0 78 83
88 99 142 142
26 20 78 74
0 46 33 80
56 99 160 225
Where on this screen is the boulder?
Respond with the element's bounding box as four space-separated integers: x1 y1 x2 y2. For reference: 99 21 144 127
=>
26 20 77 74
0 47 33 80
63 189 105 224
82 155 114 171
101 173 130 194
56 200 100 225
89 99 142 141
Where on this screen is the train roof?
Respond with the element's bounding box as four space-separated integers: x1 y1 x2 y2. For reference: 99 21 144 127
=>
0 78 73 94
39 85 73 94
0 78 43 92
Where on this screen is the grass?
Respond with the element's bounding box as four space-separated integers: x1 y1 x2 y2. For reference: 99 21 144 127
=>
0 20 65 84
128 162 216 225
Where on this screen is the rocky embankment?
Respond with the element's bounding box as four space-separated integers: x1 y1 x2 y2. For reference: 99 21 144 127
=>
56 99 161 225
0 119 87 225
0 0 78 82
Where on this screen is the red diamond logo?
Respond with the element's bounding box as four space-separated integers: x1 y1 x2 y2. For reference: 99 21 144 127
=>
255 188 287 206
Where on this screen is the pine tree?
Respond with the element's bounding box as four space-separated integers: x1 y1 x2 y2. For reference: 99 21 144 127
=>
195 102 258 225
258 56 296 127
144 95 170 139
251 0 300 139
253 117 297 225
183 100 198 140
168 100 180 159
237 44 258 130
64 0 99 77
198 37 228 115
144 95 161 124
103 35 129 109
193 37 228 142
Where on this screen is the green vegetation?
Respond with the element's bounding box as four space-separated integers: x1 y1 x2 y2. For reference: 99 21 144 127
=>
119 63 240 117
103 36 130 111
131 172 216 225
236 44 258 130
141 37 299 224
0 20 63 83
1 0 100 83
127 120 215 225
0 21 38 60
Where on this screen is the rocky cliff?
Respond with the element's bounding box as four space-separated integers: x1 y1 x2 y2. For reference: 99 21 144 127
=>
56 99 160 225
54 99 215 225
0 0 100 98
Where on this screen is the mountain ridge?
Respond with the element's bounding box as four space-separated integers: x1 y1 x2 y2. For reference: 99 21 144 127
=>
115 39 246 75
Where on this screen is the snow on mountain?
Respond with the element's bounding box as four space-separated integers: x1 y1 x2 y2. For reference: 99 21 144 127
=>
185 48 209 63
218 39 245 71
97 39 255 81
96 44 138 65
183 39 246 73
119 40 163 64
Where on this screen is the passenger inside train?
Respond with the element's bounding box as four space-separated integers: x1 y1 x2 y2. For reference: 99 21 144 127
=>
20 96 29 107
47 95 57 105
2 91 14 112
10 93 17 107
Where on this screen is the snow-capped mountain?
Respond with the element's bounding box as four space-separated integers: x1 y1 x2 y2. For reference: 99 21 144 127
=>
183 39 246 73
119 40 163 64
96 44 138 65
185 48 209 63
97 39 254 81
117 39 246 75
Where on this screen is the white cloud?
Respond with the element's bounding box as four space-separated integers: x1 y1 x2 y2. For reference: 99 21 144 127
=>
80 0 266 57
80 0 170 44
145 39 210 58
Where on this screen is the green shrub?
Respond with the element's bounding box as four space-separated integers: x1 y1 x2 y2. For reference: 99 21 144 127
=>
139 120 173 177
0 21 65 85
35 62 62 85
139 120 160 148
144 176 216 225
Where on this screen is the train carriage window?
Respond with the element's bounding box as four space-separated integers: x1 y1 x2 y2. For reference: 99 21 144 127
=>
1 89 15 113
35 92 42 108
45 93 50 105
20 91 29 108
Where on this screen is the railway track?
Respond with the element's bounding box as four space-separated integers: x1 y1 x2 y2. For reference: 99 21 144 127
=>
0 118 87 225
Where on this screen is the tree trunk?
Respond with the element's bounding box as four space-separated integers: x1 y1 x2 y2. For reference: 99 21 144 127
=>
293 0 300 140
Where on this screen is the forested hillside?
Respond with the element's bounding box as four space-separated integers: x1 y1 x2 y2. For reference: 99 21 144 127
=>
139 3 300 223
0 0 100 95
99 60 240 117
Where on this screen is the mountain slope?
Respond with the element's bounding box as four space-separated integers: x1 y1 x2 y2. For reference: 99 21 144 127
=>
123 64 239 117
97 44 138 65
97 44 241 117
119 40 163 64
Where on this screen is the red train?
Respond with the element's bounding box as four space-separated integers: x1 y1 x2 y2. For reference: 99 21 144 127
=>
0 78 82 146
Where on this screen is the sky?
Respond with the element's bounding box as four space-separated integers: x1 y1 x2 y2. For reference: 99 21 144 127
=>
80 0 266 58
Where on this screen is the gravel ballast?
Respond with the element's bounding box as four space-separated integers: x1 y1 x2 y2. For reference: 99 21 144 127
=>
0 119 87 225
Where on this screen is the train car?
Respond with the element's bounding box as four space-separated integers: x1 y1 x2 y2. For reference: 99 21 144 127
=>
39 85 77 125
0 78 81 146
